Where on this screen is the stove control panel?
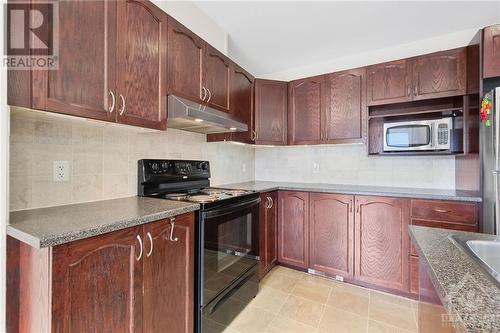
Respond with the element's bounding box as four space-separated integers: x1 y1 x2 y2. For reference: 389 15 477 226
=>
139 159 210 177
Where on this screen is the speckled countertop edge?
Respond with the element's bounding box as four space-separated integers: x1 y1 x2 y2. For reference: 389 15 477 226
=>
409 226 500 333
220 181 482 202
8 197 200 248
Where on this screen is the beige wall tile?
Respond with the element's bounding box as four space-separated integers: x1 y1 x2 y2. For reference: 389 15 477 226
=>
34 121 72 145
102 174 129 199
9 175 31 210
31 176 72 207
73 174 103 202
10 118 34 143
9 143 32 177
73 143 103 175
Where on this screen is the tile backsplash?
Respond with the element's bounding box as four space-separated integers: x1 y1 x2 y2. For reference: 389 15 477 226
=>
9 108 254 210
254 144 456 189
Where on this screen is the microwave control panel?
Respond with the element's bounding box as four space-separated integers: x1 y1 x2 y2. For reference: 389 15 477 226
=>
437 123 449 145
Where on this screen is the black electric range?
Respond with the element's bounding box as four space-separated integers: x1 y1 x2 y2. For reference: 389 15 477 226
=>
138 159 260 333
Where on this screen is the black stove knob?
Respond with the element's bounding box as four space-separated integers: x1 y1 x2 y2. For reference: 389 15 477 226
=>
150 162 159 173
201 162 209 170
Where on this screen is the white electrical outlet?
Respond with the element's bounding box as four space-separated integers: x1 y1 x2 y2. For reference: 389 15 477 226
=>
335 275 344 282
53 161 69 182
312 162 320 174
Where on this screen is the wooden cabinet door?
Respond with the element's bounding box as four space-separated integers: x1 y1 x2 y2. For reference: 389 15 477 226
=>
204 44 230 111
230 64 255 143
367 60 412 106
254 79 288 145
52 226 143 333
116 0 167 130
309 193 354 279
259 192 278 277
167 17 204 103
32 0 116 122
483 25 500 78
412 48 466 100
354 196 410 292
278 191 309 269
143 213 194 333
288 76 325 145
325 68 366 143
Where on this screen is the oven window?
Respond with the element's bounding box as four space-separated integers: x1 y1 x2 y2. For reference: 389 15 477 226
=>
203 205 259 305
386 124 431 147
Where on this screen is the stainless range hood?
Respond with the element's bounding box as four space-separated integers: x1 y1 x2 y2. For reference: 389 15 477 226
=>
167 95 248 134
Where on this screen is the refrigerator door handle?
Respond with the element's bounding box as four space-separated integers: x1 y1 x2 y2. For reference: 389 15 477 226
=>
495 88 500 172
495 173 500 236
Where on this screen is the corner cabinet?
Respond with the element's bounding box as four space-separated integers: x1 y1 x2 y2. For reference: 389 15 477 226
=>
7 213 195 333
278 191 309 268
483 24 500 78
23 0 168 130
254 79 288 145
354 196 410 292
260 191 278 277
309 193 354 279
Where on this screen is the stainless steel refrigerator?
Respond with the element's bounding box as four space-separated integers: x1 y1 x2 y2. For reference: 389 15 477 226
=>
481 86 500 235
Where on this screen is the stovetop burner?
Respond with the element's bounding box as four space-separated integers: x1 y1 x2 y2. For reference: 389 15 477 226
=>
159 187 255 204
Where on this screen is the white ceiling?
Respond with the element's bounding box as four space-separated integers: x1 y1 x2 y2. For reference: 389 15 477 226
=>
193 1 500 78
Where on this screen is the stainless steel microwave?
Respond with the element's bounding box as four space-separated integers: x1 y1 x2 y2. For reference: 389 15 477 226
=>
383 117 461 152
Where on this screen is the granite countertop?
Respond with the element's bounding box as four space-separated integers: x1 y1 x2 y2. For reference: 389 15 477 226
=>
220 181 482 202
7 197 199 248
409 226 500 333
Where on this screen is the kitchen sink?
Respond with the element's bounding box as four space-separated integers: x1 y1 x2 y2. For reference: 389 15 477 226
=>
449 235 500 285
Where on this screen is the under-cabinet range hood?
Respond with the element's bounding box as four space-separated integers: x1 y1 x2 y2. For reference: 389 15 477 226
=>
167 95 248 134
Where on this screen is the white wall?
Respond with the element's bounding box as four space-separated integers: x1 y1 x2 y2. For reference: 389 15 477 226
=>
255 144 456 190
153 0 228 54
261 27 481 81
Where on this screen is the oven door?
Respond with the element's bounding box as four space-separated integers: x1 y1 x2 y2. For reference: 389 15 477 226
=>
384 121 433 151
200 196 260 307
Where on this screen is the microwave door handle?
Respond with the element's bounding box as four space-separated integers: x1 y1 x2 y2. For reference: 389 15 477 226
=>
430 123 435 148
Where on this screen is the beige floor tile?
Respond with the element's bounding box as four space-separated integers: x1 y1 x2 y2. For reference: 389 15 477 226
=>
229 305 275 333
332 282 371 297
318 306 368 333
370 290 417 309
265 315 317 333
249 287 289 314
273 266 307 279
301 273 337 288
278 295 325 328
369 299 417 332
291 279 332 304
368 320 413 333
327 284 370 316
261 271 300 293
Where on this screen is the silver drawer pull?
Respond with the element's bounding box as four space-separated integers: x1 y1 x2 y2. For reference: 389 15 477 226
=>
119 94 126 115
108 91 116 113
146 232 153 257
169 218 178 242
433 208 451 213
136 235 143 261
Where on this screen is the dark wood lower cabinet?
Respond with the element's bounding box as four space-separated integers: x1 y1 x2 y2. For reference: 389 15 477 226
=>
7 212 195 333
278 191 309 269
259 191 278 277
309 193 354 279
354 196 410 293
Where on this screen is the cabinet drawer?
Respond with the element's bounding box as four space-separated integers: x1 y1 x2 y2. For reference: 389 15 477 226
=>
411 200 476 225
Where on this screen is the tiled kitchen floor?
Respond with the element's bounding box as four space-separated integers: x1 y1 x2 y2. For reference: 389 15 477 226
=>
224 266 418 333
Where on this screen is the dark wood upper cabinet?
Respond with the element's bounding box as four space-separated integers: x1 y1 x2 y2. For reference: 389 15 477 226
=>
254 79 288 145
204 44 231 111
31 0 117 122
483 25 500 78
230 64 255 143
354 195 410 293
259 191 278 278
116 0 167 130
278 191 309 269
367 59 412 106
143 214 194 333
325 68 366 143
309 193 354 279
412 48 466 100
288 76 325 145
52 226 143 333
167 17 204 103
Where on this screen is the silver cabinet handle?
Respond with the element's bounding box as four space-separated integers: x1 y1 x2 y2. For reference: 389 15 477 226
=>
119 94 126 115
169 217 178 242
136 235 143 261
433 208 451 213
265 197 271 209
251 130 257 141
269 197 274 208
207 88 212 103
108 91 116 113
146 232 153 257
201 87 207 101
